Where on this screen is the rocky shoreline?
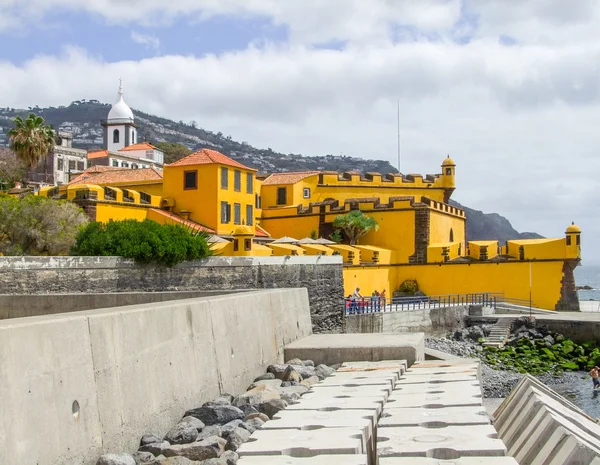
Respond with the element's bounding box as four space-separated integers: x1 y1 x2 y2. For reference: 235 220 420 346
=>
96 359 337 465
426 336 585 398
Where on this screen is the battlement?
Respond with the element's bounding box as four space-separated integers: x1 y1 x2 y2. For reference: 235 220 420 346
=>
317 170 446 189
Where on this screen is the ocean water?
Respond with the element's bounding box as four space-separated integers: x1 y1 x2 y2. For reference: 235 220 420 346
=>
575 264 600 303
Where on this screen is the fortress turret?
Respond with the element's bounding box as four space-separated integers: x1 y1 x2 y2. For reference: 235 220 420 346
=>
441 155 456 202
565 222 581 259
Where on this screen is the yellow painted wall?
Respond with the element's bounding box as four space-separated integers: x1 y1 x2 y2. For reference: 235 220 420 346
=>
260 211 319 240
507 238 569 260
343 260 565 311
162 164 219 231
429 210 466 247
95 203 149 223
217 166 256 236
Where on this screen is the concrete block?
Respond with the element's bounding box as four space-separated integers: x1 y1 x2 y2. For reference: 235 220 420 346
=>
319 370 399 388
386 391 483 408
377 425 506 458
379 458 518 465
340 360 408 374
237 427 366 457
286 396 385 416
392 381 482 396
395 372 478 385
284 333 424 366
302 384 391 401
379 406 491 428
238 456 368 465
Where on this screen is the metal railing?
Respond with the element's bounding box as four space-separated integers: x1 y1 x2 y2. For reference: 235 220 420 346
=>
344 292 501 315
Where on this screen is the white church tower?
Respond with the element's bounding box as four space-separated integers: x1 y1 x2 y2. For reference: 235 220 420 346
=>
101 79 138 151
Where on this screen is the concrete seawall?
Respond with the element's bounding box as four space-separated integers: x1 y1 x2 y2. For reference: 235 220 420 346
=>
344 305 470 334
0 289 312 465
0 255 345 332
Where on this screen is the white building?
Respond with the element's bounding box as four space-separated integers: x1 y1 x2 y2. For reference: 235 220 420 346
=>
88 81 164 169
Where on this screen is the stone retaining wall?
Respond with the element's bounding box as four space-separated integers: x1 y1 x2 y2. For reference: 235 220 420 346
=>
0 256 345 332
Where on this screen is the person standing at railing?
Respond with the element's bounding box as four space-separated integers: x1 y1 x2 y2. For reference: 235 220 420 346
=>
352 287 362 314
380 289 387 311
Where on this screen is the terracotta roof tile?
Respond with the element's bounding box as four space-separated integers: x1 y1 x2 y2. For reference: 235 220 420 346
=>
68 167 163 185
69 166 123 184
87 150 109 159
118 142 159 152
262 171 320 186
166 149 255 171
255 224 270 238
148 209 215 233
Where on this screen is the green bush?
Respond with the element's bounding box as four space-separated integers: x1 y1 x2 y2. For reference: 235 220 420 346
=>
0 194 88 255
398 279 419 295
71 219 213 267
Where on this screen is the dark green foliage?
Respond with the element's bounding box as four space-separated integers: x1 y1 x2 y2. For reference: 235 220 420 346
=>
71 219 213 266
154 141 192 164
398 279 419 295
484 336 600 375
0 194 88 255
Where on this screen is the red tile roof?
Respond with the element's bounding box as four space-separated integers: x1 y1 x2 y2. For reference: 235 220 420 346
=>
68 167 163 185
69 166 123 184
118 142 159 152
255 224 271 238
166 148 255 171
148 209 215 233
87 149 109 159
262 171 320 186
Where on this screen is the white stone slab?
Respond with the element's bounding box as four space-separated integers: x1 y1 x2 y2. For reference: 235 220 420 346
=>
305 384 391 401
263 409 376 461
340 360 407 374
395 373 478 385
407 365 479 375
238 456 368 465
320 371 399 388
379 406 491 428
379 458 518 465
386 391 482 408
392 381 481 396
286 396 384 416
377 425 506 458
237 427 366 457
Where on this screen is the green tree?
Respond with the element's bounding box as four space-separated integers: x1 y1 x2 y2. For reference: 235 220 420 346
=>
71 219 213 266
332 210 379 245
154 141 193 164
0 195 88 255
8 114 56 169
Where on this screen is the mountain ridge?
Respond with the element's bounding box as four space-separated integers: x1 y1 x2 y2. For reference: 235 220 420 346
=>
0 100 540 242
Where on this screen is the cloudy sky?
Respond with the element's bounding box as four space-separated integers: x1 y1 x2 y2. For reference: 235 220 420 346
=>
1 0 598 262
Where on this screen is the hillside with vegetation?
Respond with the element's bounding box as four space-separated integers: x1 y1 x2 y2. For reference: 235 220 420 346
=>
0 100 541 242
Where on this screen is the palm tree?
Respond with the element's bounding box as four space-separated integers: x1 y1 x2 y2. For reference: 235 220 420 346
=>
8 114 56 169
332 210 379 245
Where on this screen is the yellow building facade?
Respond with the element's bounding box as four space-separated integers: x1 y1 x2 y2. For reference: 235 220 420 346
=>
39 150 581 311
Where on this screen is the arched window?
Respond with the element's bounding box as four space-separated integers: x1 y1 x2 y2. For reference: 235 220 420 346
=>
449 228 454 242
113 129 120 143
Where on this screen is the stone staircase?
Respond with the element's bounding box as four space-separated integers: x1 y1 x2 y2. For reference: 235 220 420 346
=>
482 318 516 348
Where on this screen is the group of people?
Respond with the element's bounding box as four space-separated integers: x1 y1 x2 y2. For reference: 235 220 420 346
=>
346 287 387 313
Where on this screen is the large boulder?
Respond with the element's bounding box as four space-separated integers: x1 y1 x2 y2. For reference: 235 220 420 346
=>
300 376 319 388
245 417 265 432
258 399 288 419
140 434 162 447
203 395 234 407
314 364 335 380
164 417 204 445
196 425 222 442
237 404 259 418
267 364 315 380
184 405 245 426
253 373 275 382
163 436 226 461
303 360 315 367
132 451 161 465
246 412 269 423
221 451 239 465
247 379 283 390
96 454 136 465
285 358 305 366
161 458 203 465
281 366 302 383
232 384 280 407
138 441 169 456
223 427 251 451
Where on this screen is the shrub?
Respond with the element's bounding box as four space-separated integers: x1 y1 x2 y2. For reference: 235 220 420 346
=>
71 219 213 266
0 194 88 255
398 279 419 295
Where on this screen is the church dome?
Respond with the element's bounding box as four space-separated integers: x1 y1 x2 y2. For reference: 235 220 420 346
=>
566 222 581 234
107 81 134 121
442 155 456 167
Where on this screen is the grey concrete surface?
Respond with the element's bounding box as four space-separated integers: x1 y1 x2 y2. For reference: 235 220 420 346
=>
0 289 312 465
284 333 424 366
380 459 519 464
238 455 369 464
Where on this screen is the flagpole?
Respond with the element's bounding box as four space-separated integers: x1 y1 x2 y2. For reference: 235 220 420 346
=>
529 261 532 318
397 99 401 173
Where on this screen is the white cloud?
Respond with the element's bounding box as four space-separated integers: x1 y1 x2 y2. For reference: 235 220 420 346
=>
130 31 160 51
0 1 599 260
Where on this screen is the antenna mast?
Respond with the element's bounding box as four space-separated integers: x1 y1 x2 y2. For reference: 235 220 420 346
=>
397 99 401 173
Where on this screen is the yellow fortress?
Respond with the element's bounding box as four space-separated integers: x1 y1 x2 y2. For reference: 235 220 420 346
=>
40 149 581 312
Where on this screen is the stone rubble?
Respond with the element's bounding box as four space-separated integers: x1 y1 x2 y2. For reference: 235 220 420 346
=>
95 359 336 465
